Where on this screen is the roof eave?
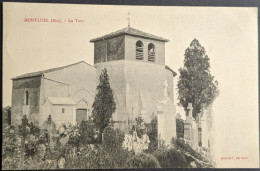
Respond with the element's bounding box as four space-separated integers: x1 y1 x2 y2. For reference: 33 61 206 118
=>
11 74 43 80
90 33 169 43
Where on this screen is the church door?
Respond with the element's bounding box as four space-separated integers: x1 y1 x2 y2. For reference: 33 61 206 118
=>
76 109 88 125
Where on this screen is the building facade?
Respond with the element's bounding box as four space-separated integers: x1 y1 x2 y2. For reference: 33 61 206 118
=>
11 26 177 139
11 61 96 126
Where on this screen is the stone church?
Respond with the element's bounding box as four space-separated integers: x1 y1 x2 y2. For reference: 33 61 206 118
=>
11 26 177 143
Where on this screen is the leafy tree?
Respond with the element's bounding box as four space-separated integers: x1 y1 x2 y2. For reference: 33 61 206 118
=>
177 39 219 119
2 106 11 126
92 68 116 136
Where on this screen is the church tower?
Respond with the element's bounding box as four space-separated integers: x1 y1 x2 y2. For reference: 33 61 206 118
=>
90 26 176 130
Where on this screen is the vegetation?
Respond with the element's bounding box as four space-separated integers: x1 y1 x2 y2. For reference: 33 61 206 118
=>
171 137 215 168
146 115 158 152
2 111 214 169
92 68 116 138
153 147 189 168
177 39 219 119
126 153 161 168
176 118 184 138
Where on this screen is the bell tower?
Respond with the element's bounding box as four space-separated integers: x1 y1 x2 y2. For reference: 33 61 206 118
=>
90 26 169 65
90 27 175 130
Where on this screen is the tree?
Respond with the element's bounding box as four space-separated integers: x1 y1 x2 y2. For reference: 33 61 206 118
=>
92 68 116 136
177 39 219 119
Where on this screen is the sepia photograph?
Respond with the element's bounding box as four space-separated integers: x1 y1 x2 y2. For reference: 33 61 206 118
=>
2 2 259 169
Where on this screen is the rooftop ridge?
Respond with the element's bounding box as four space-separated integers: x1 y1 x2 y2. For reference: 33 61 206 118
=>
11 61 94 80
90 26 169 42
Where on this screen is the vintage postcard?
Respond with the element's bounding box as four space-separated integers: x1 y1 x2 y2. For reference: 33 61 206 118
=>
2 2 259 169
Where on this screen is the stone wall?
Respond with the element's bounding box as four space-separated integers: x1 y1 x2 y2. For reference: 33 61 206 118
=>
11 76 41 125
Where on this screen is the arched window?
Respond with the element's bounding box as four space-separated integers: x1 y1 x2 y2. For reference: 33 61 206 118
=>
136 41 144 60
25 90 29 105
148 43 155 62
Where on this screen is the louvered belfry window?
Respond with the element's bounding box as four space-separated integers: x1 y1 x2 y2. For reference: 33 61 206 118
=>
148 43 155 62
136 41 144 60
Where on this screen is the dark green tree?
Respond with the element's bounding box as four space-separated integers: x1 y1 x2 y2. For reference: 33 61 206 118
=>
177 39 219 119
92 68 116 136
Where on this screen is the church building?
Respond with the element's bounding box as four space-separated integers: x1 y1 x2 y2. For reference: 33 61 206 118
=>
11 26 177 142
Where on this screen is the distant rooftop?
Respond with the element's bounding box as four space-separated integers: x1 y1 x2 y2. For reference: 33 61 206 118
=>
12 61 93 80
90 26 169 42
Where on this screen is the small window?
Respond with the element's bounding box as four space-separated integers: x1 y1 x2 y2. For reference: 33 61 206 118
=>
148 43 155 62
25 90 29 105
62 108 65 113
136 41 144 60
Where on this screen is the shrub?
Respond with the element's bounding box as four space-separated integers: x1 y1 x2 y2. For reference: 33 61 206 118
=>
103 126 117 152
24 134 38 157
103 127 125 151
78 144 102 169
101 127 131 168
171 138 215 168
153 147 189 168
172 138 204 161
182 153 202 168
176 118 184 138
79 121 98 144
2 125 23 169
146 116 158 153
2 125 22 158
66 124 82 147
134 116 146 137
126 153 160 168
2 106 11 126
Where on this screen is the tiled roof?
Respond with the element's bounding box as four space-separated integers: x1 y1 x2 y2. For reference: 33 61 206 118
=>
48 97 75 105
90 27 169 42
11 61 93 80
165 65 177 77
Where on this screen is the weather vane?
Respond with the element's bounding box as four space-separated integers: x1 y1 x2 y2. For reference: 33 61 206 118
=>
127 12 131 27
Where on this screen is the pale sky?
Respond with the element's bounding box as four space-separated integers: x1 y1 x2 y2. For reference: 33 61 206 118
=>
3 2 259 168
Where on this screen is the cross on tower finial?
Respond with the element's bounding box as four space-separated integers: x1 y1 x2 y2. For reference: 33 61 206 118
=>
127 12 131 27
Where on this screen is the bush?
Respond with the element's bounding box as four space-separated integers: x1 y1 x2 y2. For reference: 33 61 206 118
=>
146 116 158 153
101 127 131 168
66 124 82 147
171 138 215 168
2 106 11 126
2 125 22 158
79 121 98 144
153 147 189 168
182 153 202 168
172 138 204 161
2 125 23 169
103 126 125 153
176 119 184 138
103 126 117 152
126 153 160 168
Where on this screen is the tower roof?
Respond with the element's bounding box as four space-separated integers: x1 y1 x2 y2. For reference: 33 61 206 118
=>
90 27 169 42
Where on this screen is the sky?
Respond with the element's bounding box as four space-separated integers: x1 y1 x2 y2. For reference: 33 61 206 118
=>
3 2 259 168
